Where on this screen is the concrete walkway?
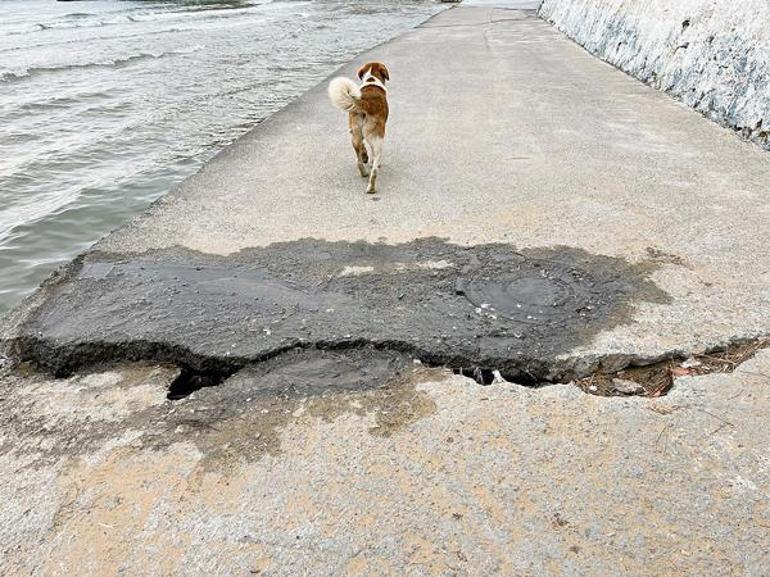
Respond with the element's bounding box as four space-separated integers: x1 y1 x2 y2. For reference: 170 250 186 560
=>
1 2 769 575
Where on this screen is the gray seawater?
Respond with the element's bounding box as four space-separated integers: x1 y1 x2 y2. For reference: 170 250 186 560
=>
0 0 442 314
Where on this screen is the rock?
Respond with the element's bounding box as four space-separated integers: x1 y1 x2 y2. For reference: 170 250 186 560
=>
612 378 645 395
681 357 703 369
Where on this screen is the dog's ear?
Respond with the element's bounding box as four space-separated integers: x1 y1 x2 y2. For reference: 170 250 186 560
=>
356 64 369 80
378 63 390 82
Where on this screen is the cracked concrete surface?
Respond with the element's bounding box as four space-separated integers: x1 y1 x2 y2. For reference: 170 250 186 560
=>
1 1 770 574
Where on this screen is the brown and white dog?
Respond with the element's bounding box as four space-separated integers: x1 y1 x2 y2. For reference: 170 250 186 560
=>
328 61 390 194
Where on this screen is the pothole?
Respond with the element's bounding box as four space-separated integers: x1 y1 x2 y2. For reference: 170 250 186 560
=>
6 229 765 403
167 347 412 402
574 339 769 397
452 366 540 387
167 368 236 400
159 338 768 406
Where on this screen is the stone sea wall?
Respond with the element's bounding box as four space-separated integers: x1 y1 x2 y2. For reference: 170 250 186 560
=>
539 0 770 150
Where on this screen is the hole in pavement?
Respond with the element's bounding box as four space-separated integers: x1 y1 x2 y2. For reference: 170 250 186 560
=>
453 367 539 387
451 340 769 396
167 367 236 400
165 337 769 402
454 367 496 385
166 340 767 403
575 339 768 397
166 347 413 401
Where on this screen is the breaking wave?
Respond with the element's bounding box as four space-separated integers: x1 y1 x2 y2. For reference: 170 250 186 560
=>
0 47 202 83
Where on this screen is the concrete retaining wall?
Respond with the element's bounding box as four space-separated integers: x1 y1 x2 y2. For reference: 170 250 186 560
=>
539 0 770 150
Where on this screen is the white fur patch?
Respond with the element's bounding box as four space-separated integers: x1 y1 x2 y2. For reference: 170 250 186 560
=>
360 70 387 93
328 76 362 111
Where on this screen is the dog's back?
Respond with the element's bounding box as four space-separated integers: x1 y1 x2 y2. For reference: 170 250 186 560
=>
357 84 389 137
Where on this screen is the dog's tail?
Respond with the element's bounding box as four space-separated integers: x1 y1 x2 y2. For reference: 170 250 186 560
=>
328 77 361 112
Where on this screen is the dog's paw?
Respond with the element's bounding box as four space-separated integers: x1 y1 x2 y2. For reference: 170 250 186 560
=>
365 187 377 194
357 165 370 177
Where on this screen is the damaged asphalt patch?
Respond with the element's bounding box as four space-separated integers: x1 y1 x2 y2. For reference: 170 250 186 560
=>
4 238 669 385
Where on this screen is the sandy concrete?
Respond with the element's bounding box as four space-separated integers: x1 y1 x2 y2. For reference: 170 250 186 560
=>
2 352 769 576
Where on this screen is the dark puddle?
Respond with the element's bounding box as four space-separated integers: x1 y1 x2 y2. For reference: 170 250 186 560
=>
8 237 670 384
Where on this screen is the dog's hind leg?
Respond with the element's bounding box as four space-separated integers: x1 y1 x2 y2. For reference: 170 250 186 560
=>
349 113 369 177
364 135 383 194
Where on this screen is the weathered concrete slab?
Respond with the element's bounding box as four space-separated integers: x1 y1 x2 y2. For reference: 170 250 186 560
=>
2 351 769 576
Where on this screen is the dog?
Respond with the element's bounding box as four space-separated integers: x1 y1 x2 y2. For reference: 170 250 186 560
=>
328 61 390 194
